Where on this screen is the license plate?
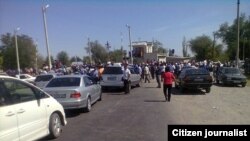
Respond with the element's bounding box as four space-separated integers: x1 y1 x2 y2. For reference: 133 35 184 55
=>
107 77 116 81
194 78 203 82
50 94 66 98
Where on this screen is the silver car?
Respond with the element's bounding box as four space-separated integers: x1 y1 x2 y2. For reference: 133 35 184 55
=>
34 73 58 89
43 75 102 112
100 66 141 90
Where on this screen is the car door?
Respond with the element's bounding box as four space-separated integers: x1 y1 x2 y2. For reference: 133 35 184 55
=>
4 78 47 141
0 79 19 141
84 76 98 102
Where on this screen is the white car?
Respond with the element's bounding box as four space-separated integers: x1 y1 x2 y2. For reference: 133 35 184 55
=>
16 74 36 84
0 76 67 141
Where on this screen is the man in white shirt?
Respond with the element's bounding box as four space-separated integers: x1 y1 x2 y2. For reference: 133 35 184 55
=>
123 63 131 94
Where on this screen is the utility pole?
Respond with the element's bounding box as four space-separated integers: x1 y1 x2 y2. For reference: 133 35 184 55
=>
35 40 38 74
106 41 111 61
14 28 21 77
236 0 240 68
42 4 52 70
88 37 92 65
126 24 133 64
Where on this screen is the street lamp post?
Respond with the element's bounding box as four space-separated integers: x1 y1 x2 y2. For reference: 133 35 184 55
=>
14 27 21 77
42 4 52 70
236 0 240 68
35 41 38 74
126 24 133 64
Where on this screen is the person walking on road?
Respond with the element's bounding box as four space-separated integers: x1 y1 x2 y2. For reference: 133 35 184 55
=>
161 66 175 102
155 63 162 88
123 63 131 94
144 64 150 83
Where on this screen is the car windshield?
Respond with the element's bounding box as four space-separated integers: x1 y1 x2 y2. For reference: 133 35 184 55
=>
46 77 80 87
35 75 53 82
186 69 209 75
224 68 241 74
103 67 123 74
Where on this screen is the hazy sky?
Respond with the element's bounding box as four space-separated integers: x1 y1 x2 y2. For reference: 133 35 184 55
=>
0 0 250 58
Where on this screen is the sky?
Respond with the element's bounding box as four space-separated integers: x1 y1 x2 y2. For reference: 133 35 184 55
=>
0 0 250 59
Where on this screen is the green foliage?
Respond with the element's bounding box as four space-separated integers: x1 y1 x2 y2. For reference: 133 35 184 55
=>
189 35 213 61
56 51 70 66
152 40 167 53
109 49 123 62
1 33 37 70
90 41 108 64
216 14 250 60
70 56 82 63
0 56 3 69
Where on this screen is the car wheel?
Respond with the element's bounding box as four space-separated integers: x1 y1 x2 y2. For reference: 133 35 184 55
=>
49 113 62 139
205 87 211 93
128 82 131 94
242 83 246 87
84 97 91 112
98 91 102 101
180 86 184 93
175 82 179 89
136 81 140 87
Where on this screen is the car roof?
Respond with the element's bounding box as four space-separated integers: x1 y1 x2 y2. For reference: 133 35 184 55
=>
52 74 88 78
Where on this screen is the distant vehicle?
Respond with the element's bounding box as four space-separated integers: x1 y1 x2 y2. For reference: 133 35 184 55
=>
215 67 247 87
175 68 213 93
34 73 59 89
0 75 67 140
43 75 102 112
16 74 36 84
100 66 141 91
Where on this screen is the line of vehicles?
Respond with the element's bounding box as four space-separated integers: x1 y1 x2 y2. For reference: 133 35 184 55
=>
0 64 142 140
175 66 247 93
0 64 247 140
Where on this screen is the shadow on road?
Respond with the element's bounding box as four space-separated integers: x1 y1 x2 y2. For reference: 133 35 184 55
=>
144 100 166 102
172 88 206 95
65 109 82 118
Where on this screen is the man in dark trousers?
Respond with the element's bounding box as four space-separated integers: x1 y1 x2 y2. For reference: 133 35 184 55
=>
161 66 175 102
123 63 131 94
155 63 162 88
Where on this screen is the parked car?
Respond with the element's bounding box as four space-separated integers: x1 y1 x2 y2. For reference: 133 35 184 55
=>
34 73 60 89
16 73 36 84
0 75 67 141
175 68 213 93
100 66 141 91
215 67 247 87
43 75 102 112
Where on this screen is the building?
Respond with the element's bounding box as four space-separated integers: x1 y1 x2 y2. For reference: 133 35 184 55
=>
132 41 167 63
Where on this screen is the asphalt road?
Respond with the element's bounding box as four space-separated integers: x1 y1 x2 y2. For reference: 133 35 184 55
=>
44 79 250 141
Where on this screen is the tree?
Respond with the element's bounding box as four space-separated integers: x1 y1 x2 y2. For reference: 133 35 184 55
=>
56 51 70 66
84 40 108 64
216 14 250 60
109 49 123 62
1 33 37 70
70 56 82 63
152 40 168 54
189 35 223 61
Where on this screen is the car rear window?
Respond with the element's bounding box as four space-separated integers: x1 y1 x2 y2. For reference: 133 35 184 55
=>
103 67 123 74
186 69 209 75
224 68 240 74
46 77 80 87
35 75 54 82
